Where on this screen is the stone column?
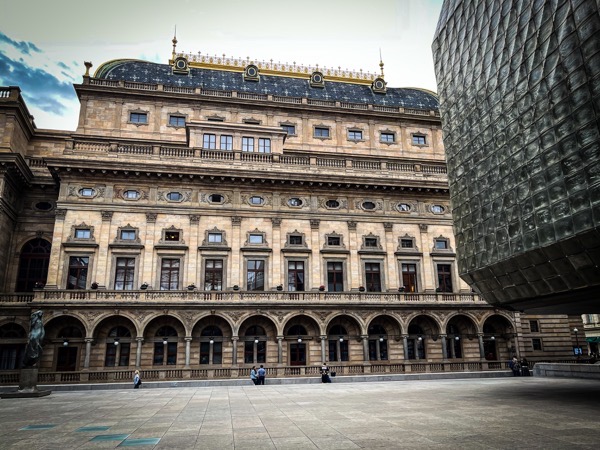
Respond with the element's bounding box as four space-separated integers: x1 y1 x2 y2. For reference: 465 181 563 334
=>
277 336 283 365
188 215 201 287
310 219 321 289
478 333 485 359
347 221 359 290
184 337 192 368
96 211 113 288
135 337 144 368
83 338 93 369
45 208 68 289
143 213 158 287
402 335 409 360
272 218 282 289
383 222 398 291
418 223 432 290
231 217 242 288
231 336 239 366
361 335 369 361
440 334 448 360
320 335 327 363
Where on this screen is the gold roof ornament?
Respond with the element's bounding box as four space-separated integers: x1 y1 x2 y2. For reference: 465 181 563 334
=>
171 26 178 61
379 48 385 78
171 51 378 85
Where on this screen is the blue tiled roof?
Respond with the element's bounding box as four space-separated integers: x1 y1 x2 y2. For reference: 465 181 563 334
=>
96 60 439 110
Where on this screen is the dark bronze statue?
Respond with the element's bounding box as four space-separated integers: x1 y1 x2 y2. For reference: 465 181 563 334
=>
22 310 45 367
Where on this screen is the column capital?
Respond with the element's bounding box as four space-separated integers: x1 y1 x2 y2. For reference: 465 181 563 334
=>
184 336 193 342
231 336 239 342
277 336 284 341
85 337 94 343
136 336 144 343
320 335 327 341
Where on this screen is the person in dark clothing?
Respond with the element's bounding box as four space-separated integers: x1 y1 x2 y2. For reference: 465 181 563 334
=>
321 363 332 383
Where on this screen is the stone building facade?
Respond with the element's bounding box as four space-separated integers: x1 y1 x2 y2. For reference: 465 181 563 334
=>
0 45 582 382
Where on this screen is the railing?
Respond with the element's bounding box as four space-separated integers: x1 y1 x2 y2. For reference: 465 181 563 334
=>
0 88 12 98
26 158 47 168
280 155 310 165
307 99 336 107
0 361 512 385
0 293 34 303
201 88 232 98
241 152 273 163
160 147 194 158
340 102 368 110
163 85 195 94
353 160 381 170
115 144 153 155
201 149 234 161
273 95 302 104
74 141 111 152
238 92 268 101
89 79 120 87
317 158 345 168
32 290 485 305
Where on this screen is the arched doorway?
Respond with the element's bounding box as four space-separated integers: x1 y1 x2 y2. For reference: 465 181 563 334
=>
192 316 232 366
287 325 307 366
368 324 388 361
143 316 185 367
238 316 277 366
445 315 478 360
283 314 320 366
44 316 86 372
16 238 51 291
482 315 515 361
406 315 440 360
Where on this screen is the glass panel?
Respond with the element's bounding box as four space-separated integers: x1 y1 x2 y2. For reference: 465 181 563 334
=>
67 256 89 290
160 258 180 290
327 261 344 292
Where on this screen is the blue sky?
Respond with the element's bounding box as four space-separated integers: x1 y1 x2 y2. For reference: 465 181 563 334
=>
0 0 444 130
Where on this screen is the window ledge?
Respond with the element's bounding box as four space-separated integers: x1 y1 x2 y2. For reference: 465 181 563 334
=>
281 248 312 254
240 247 272 252
320 248 350 254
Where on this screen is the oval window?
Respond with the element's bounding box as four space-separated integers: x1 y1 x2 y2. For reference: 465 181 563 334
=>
288 197 303 207
325 199 340 208
249 196 264 205
167 192 183 201
123 190 140 200
362 201 376 210
209 194 224 203
79 188 95 197
398 203 411 212
35 201 53 211
431 204 445 214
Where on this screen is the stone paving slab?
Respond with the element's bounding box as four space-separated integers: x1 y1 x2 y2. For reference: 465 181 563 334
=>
0 378 599 449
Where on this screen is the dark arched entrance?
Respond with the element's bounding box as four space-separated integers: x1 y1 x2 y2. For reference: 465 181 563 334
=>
16 238 51 292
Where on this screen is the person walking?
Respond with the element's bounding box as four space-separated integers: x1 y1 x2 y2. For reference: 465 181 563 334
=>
321 363 332 383
250 366 258 385
257 365 266 385
133 370 142 389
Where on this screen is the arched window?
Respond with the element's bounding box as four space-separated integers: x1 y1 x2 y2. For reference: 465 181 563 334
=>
16 239 51 292
445 324 462 359
0 323 27 370
105 326 132 367
244 326 267 364
287 325 307 336
368 324 388 361
200 326 223 365
407 324 426 360
328 325 349 362
154 326 178 366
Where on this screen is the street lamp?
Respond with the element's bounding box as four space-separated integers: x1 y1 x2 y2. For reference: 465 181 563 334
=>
297 336 302 343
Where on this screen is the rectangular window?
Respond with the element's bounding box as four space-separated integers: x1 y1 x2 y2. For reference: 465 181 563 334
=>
348 130 363 140
401 239 414 248
364 238 378 247
160 258 180 290
165 231 180 242
204 259 223 291
200 342 210 364
104 342 130 367
244 341 254 364
249 234 264 244
220 135 233 150
380 132 395 143
327 261 344 292
437 264 453 292
67 256 88 289
288 235 303 245
114 257 135 290
120 230 136 240
365 262 382 292
435 239 448 249
314 127 330 138
327 236 341 246
258 138 271 153
529 320 539 333
281 125 296 135
287 261 305 291
402 263 418 292
129 112 147 123
74 229 91 239
203 134 216 149
169 115 185 127
532 338 542 351
242 137 254 152
247 260 265 291
412 135 426 145
208 233 223 243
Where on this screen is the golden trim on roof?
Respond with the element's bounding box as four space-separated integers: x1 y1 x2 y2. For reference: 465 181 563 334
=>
172 52 378 85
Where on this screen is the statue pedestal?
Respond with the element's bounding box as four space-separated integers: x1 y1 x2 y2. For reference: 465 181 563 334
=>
1 368 51 399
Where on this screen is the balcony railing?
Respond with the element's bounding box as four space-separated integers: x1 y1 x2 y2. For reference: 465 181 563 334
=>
0 361 510 386
29 290 484 305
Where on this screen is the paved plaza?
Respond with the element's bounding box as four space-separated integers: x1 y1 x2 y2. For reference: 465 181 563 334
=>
0 377 599 449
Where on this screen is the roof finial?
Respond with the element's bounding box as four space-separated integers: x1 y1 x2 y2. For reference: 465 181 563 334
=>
379 48 385 78
171 26 178 60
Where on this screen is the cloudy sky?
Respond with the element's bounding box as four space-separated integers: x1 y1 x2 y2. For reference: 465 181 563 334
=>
0 0 444 131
